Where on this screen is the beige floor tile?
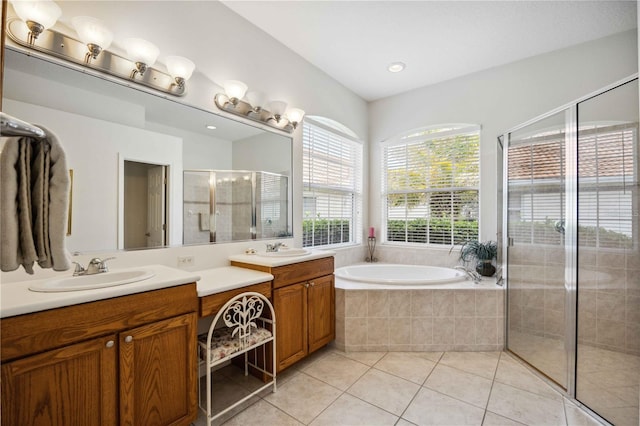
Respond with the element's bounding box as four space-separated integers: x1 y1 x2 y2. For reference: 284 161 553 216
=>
373 352 437 384
222 400 302 426
424 364 493 409
347 368 420 415
264 373 342 424
336 350 387 366
487 382 566 425
563 400 603 426
396 419 419 426
439 351 500 379
494 356 563 401
481 411 526 425
302 352 370 390
402 387 485 425
309 393 398 425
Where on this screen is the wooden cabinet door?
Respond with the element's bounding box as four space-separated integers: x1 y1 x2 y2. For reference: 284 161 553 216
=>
1 335 117 426
274 282 308 372
119 313 197 426
308 274 335 353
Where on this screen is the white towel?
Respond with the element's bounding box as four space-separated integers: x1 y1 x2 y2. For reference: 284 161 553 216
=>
1 125 71 274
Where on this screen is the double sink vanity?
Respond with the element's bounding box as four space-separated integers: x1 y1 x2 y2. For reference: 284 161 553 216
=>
0 249 335 426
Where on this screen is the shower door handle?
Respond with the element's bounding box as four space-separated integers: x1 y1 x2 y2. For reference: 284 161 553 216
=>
554 220 565 235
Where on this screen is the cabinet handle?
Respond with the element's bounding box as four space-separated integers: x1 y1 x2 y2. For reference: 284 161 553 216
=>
106 340 115 348
305 282 309 288
125 335 133 343
310 281 315 287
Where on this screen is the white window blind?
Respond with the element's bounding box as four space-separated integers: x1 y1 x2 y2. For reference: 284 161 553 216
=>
303 119 362 247
382 125 480 245
507 123 636 249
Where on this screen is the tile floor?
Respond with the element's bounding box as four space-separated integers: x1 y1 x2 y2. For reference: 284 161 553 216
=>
195 346 607 426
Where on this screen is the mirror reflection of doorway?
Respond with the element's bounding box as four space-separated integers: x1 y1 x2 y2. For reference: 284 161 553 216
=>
123 160 168 249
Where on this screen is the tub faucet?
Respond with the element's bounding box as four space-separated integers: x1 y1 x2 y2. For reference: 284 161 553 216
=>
454 265 482 283
266 242 283 253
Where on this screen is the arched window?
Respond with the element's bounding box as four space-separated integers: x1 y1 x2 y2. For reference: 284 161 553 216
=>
382 124 480 245
302 116 363 247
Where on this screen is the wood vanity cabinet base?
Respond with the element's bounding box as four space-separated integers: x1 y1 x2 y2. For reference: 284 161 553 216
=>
231 257 335 372
1 284 198 426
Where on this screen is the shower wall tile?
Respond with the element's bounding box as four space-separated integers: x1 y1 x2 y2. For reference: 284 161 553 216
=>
596 319 626 348
596 293 626 323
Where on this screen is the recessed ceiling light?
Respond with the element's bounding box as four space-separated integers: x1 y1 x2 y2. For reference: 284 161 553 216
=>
206 125 217 130
387 62 406 73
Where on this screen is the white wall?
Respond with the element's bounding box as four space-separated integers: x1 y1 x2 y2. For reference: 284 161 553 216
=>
368 30 638 261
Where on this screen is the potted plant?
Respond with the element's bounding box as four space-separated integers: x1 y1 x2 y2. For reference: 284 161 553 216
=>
457 240 497 277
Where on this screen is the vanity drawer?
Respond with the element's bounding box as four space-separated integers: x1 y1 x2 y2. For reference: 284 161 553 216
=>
270 257 334 289
199 281 272 318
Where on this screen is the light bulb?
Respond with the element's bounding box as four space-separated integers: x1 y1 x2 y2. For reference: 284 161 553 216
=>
11 0 61 42
72 16 113 60
286 107 305 127
125 38 160 77
223 80 248 102
165 55 195 88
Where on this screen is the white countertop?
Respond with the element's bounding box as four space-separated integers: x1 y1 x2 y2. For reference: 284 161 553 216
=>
228 249 335 268
196 266 274 297
1 264 201 318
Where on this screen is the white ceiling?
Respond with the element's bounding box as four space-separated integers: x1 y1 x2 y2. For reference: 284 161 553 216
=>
223 0 637 101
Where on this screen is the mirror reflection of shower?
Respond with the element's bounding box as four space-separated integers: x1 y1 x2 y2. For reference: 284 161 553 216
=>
183 170 289 244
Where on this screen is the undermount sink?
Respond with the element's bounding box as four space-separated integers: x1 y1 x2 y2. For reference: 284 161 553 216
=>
29 270 155 292
257 248 311 257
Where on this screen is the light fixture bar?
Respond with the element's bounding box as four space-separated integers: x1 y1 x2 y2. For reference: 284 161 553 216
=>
214 93 297 133
6 18 186 96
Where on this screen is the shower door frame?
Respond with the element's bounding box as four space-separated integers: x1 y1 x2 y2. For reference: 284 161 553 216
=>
500 73 638 399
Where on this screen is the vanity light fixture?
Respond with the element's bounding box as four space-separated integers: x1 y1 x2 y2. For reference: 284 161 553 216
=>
268 100 288 123
214 85 305 134
246 91 266 114
387 61 406 73
165 55 196 89
285 107 305 129
71 16 113 62
223 80 249 105
10 0 61 44
6 14 192 96
125 38 160 78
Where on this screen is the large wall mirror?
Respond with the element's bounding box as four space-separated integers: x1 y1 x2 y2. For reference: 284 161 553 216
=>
2 48 293 253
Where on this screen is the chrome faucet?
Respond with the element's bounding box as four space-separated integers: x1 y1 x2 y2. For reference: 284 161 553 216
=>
73 257 115 276
454 265 482 283
265 242 283 253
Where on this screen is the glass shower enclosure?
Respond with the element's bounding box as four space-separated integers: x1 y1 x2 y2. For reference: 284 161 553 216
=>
500 75 639 425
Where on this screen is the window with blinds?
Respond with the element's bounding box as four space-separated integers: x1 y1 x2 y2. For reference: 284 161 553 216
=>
507 123 636 249
303 118 363 247
382 125 480 245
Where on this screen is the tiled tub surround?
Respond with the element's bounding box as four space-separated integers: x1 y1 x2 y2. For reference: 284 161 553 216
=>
508 245 640 356
335 280 504 352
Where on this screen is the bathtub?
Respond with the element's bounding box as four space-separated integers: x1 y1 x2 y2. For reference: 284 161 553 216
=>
333 263 503 352
335 264 466 286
